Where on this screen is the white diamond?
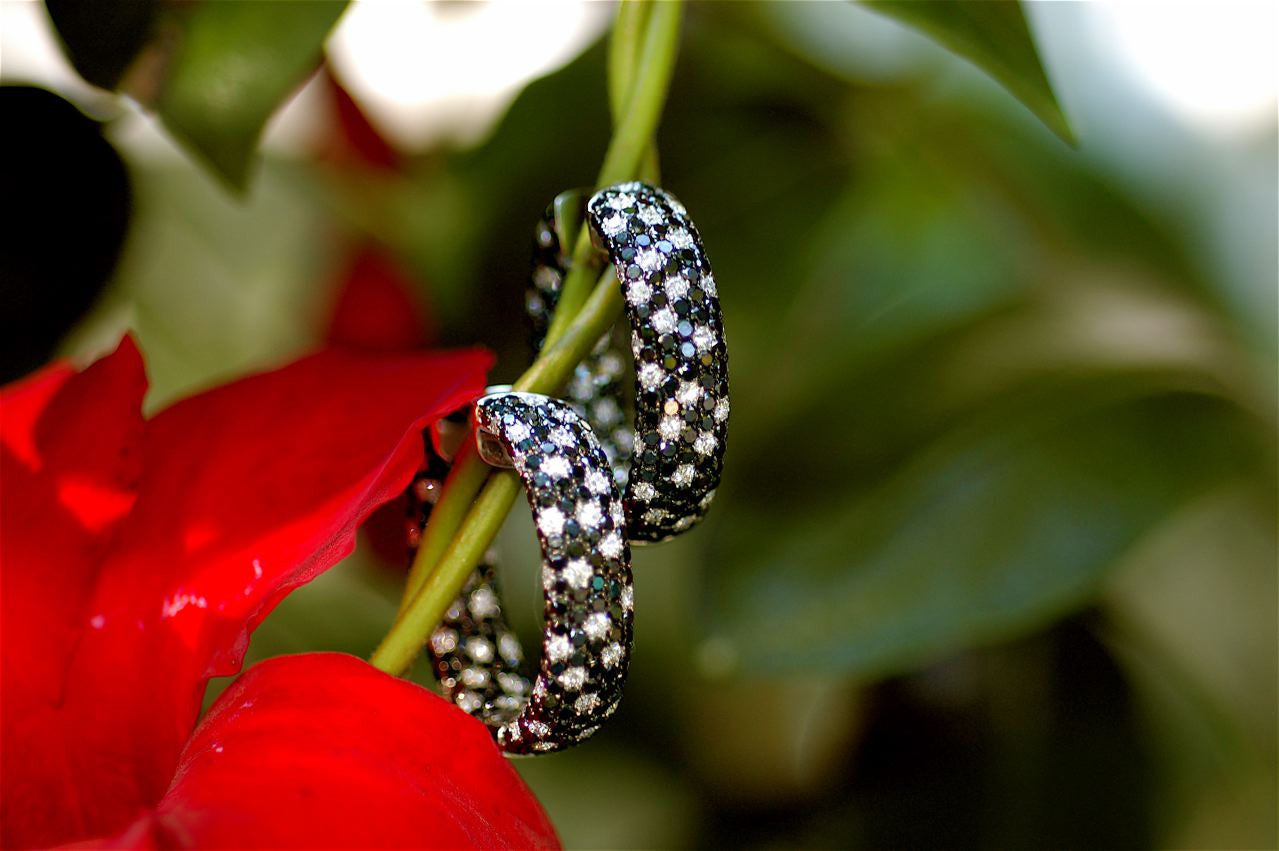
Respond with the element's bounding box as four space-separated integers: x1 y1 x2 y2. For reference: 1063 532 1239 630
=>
665 275 689 300
541 456 570 480
563 558 592 589
498 632 522 662
592 397 621 426
461 667 490 689
627 280 652 305
659 416 682 440
638 205 663 225
456 691 482 714
601 213 626 236
638 363 663 391
642 508 668 524
610 500 625 526
608 192 635 210
675 515 695 532
672 464 695 487
637 248 661 272
694 432 717 456
669 228 693 249
693 326 715 353
550 426 576 448
699 489 717 509
652 307 676 335
574 692 601 714
497 672 527 695
469 587 499 618
677 381 702 406
621 585 634 611
602 643 624 669
537 507 565 538
584 612 610 641
430 628 458 655
703 273 717 296
585 468 610 495
526 719 550 738
507 420 531 443
600 531 624 560
633 482 656 501
546 633 572 662
558 667 587 691
466 637 494 663
714 398 730 422
576 500 603 529
542 567 556 591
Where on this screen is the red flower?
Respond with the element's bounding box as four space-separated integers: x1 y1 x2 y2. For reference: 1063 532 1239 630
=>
0 337 559 850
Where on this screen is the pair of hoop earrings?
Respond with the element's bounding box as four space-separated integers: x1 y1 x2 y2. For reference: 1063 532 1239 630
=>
413 182 728 754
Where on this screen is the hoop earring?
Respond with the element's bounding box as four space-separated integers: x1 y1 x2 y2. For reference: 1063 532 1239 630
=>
431 390 635 754
528 182 729 543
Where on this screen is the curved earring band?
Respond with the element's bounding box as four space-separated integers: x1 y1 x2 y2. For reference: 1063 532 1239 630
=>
528 182 729 543
454 390 634 754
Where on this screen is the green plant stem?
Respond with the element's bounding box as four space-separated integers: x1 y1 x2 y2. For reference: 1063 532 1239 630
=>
373 1 681 676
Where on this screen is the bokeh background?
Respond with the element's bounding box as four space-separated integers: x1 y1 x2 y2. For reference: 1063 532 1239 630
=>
3 2 1275 848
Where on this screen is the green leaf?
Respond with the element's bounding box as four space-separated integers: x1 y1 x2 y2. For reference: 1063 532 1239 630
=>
157 0 348 190
44 0 158 90
705 389 1254 681
858 0 1074 144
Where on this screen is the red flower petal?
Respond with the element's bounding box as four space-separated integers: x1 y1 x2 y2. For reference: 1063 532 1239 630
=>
89 654 559 850
2 339 492 848
326 244 436 351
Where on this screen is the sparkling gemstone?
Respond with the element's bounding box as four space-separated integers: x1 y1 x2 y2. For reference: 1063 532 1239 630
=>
456 691 482 714
430 628 458 655
469 587 499 618
642 507 668 524
541 456 570 480
498 632 523 662
633 482 656 501
460 667 490 689
563 558 592 589
574 692 601 714
584 612 610 640
693 432 718 456
608 192 635 210
620 586 634 611
600 532 623 560
576 500 604 529
665 276 689 300
714 398 730 422
507 421 531 443
601 213 626 236
677 381 702 406
693 326 715 353
669 228 693 249
659 415 682 440
671 464 695 487
558 667 587 691
638 205 663 226
546 633 572 662
652 307 677 335
703 273 717 296
585 468 611 495
638 362 664 391
627 280 652 305
466 637 494 663
550 426 576 448
637 249 662 272
602 643 624 669
537 507 565 537
592 397 621 426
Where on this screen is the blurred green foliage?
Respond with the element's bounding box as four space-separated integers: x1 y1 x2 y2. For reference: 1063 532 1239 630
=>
17 1 1277 848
